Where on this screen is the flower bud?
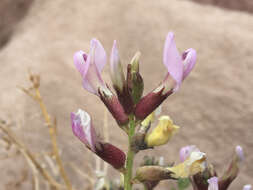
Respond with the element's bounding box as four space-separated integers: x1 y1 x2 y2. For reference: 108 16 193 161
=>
135 166 174 182
98 86 129 126
96 142 126 170
134 75 174 120
218 146 244 190
145 116 179 147
110 40 134 114
110 40 125 92
127 52 144 104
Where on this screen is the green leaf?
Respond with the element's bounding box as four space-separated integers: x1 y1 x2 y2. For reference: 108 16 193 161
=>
177 178 191 190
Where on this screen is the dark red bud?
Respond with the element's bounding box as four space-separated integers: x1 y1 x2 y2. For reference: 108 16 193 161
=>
114 84 134 114
134 86 173 120
96 142 126 169
98 87 129 126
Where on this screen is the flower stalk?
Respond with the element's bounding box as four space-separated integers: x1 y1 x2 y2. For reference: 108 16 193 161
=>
124 115 136 190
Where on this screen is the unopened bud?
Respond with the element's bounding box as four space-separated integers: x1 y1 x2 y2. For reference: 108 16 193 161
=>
96 142 126 170
219 146 244 190
134 75 174 120
135 166 174 182
127 52 144 104
98 86 129 126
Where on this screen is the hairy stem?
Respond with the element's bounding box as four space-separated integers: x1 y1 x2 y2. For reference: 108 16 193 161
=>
124 116 136 190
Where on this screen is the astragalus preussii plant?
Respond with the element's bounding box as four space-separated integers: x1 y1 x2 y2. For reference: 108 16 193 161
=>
71 32 251 190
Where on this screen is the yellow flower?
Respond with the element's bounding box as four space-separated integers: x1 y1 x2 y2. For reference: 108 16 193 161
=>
141 106 161 127
141 112 155 127
167 151 207 178
145 116 179 147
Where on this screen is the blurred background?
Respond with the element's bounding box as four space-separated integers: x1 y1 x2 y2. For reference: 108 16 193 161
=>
0 0 252 189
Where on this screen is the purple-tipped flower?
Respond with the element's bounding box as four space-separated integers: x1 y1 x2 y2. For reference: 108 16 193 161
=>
71 109 97 152
74 39 128 126
208 177 219 190
179 145 200 162
134 32 197 120
235 145 244 162
74 39 106 95
71 109 126 169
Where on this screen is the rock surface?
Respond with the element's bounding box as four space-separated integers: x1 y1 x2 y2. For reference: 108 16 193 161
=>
0 0 252 189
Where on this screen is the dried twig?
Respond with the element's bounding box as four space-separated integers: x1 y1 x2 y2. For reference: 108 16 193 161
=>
0 123 63 189
20 73 73 190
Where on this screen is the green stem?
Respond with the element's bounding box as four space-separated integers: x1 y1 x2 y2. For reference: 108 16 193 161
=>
124 116 136 190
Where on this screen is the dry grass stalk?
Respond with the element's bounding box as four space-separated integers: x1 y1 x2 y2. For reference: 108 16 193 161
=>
19 72 73 190
0 122 64 189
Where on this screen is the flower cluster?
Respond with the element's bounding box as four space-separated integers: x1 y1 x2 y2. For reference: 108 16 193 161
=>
70 32 250 190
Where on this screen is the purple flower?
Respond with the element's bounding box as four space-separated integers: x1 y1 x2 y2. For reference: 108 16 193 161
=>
163 32 197 91
74 40 129 126
134 32 196 120
74 39 106 95
71 109 97 152
208 177 219 190
71 109 126 169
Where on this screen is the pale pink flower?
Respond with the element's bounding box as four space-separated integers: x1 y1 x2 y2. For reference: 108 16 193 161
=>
71 109 126 169
74 39 106 95
163 32 196 91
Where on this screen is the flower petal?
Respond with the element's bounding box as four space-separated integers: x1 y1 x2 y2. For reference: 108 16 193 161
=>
73 50 89 77
208 177 219 190
90 38 107 73
179 145 200 162
71 109 97 152
182 48 197 80
110 40 125 91
163 32 183 90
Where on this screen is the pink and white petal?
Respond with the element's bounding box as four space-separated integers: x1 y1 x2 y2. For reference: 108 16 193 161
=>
90 38 107 73
71 110 96 152
163 32 184 90
73 51 89 77
82 79 98 94
179 145 200 162
182 48 197 80
207 177 219 190
82 57 104 95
